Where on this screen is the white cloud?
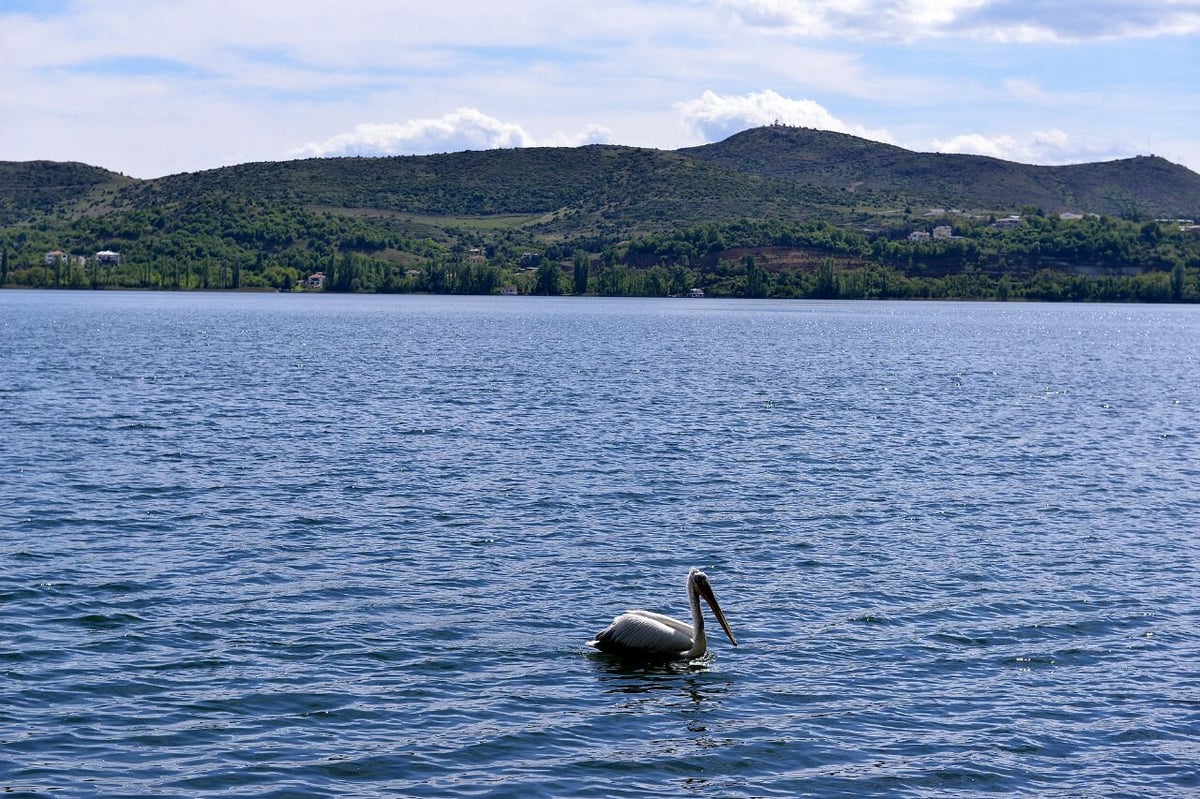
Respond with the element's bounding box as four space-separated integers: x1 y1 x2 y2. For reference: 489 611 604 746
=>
292 110 533 157
676 89 895 143
714 0 986 39
676 90 1128 166
930 128 1111 164
2 1 1197 176
292 108 613 158
715 0 1200 42
540 124 619 148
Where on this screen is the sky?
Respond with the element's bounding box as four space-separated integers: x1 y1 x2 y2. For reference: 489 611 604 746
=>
2 0 1198 179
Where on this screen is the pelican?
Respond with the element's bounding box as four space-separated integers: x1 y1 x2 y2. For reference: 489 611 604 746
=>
587 567 738 659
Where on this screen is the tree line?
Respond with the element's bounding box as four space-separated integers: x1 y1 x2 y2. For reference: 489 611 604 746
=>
2 204 1198 302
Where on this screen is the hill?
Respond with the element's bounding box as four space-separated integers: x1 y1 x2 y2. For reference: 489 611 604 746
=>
680 126 1200 219
2 127 1199 301
3 127 1199 228
0 161 133 225
115 129 1200 224
109 143 870 239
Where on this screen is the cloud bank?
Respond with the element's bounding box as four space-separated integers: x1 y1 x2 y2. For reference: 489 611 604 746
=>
292 109 614 158
3 1 1194 175
293 91 1124 169
930 128 1118 165
716 0 1200 42
676 90 1113 165
676 90 895 144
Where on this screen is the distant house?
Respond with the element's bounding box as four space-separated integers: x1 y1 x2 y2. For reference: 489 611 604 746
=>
932 225 953 239
96 250 121 265
467 248 486 263
45 250 68 265
991 216 1022 230
908 230 931 241
687 288 705 298
305 272 325 288
1059 212 1084 220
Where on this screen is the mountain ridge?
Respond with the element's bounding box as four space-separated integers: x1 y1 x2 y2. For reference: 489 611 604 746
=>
681 126 1200 218
3 126 1198 228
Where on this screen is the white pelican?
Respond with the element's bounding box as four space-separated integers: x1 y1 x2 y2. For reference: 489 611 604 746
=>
587 567 738 659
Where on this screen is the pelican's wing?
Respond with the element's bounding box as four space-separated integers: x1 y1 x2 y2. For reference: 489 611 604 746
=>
623 610 693 638
588 611 692 656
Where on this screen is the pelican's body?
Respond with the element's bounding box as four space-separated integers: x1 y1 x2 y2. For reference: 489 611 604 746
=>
588 568 738 659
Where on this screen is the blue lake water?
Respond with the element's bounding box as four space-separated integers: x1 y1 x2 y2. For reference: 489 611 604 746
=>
1 290 1198 797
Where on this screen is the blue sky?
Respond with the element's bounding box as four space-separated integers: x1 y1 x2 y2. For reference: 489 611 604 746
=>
2 0 1197 178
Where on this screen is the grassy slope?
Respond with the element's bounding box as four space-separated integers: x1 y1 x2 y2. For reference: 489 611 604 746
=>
111 145 867 236
0 161 134 224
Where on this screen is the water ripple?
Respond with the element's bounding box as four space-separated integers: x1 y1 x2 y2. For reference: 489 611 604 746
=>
1 293 1198 797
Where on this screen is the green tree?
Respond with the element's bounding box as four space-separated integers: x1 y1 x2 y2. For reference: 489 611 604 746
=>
644 264 669 296
813 259 837 299
743 254 765 298
535 261 562 295
337 252 356 292
572 249 590 295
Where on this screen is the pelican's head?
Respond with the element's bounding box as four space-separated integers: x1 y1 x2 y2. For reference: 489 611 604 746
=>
689 568 738 647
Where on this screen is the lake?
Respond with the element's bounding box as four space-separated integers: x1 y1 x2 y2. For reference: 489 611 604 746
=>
1 290 1198 797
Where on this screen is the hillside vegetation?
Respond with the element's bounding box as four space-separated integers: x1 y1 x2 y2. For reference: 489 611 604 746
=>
682 127 1200 220
0 161 134 225
2 126 1199 301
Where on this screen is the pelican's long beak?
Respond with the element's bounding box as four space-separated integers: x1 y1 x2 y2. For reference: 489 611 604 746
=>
698 581 739 647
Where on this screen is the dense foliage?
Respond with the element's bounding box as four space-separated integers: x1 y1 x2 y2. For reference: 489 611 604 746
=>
4 205 1197 301
601 215 1200 301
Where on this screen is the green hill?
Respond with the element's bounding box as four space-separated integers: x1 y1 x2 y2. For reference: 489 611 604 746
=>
0 161 133 224
2 127 1199 301
681 126 1200 219
108 143 867 238
4 126 1199 226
